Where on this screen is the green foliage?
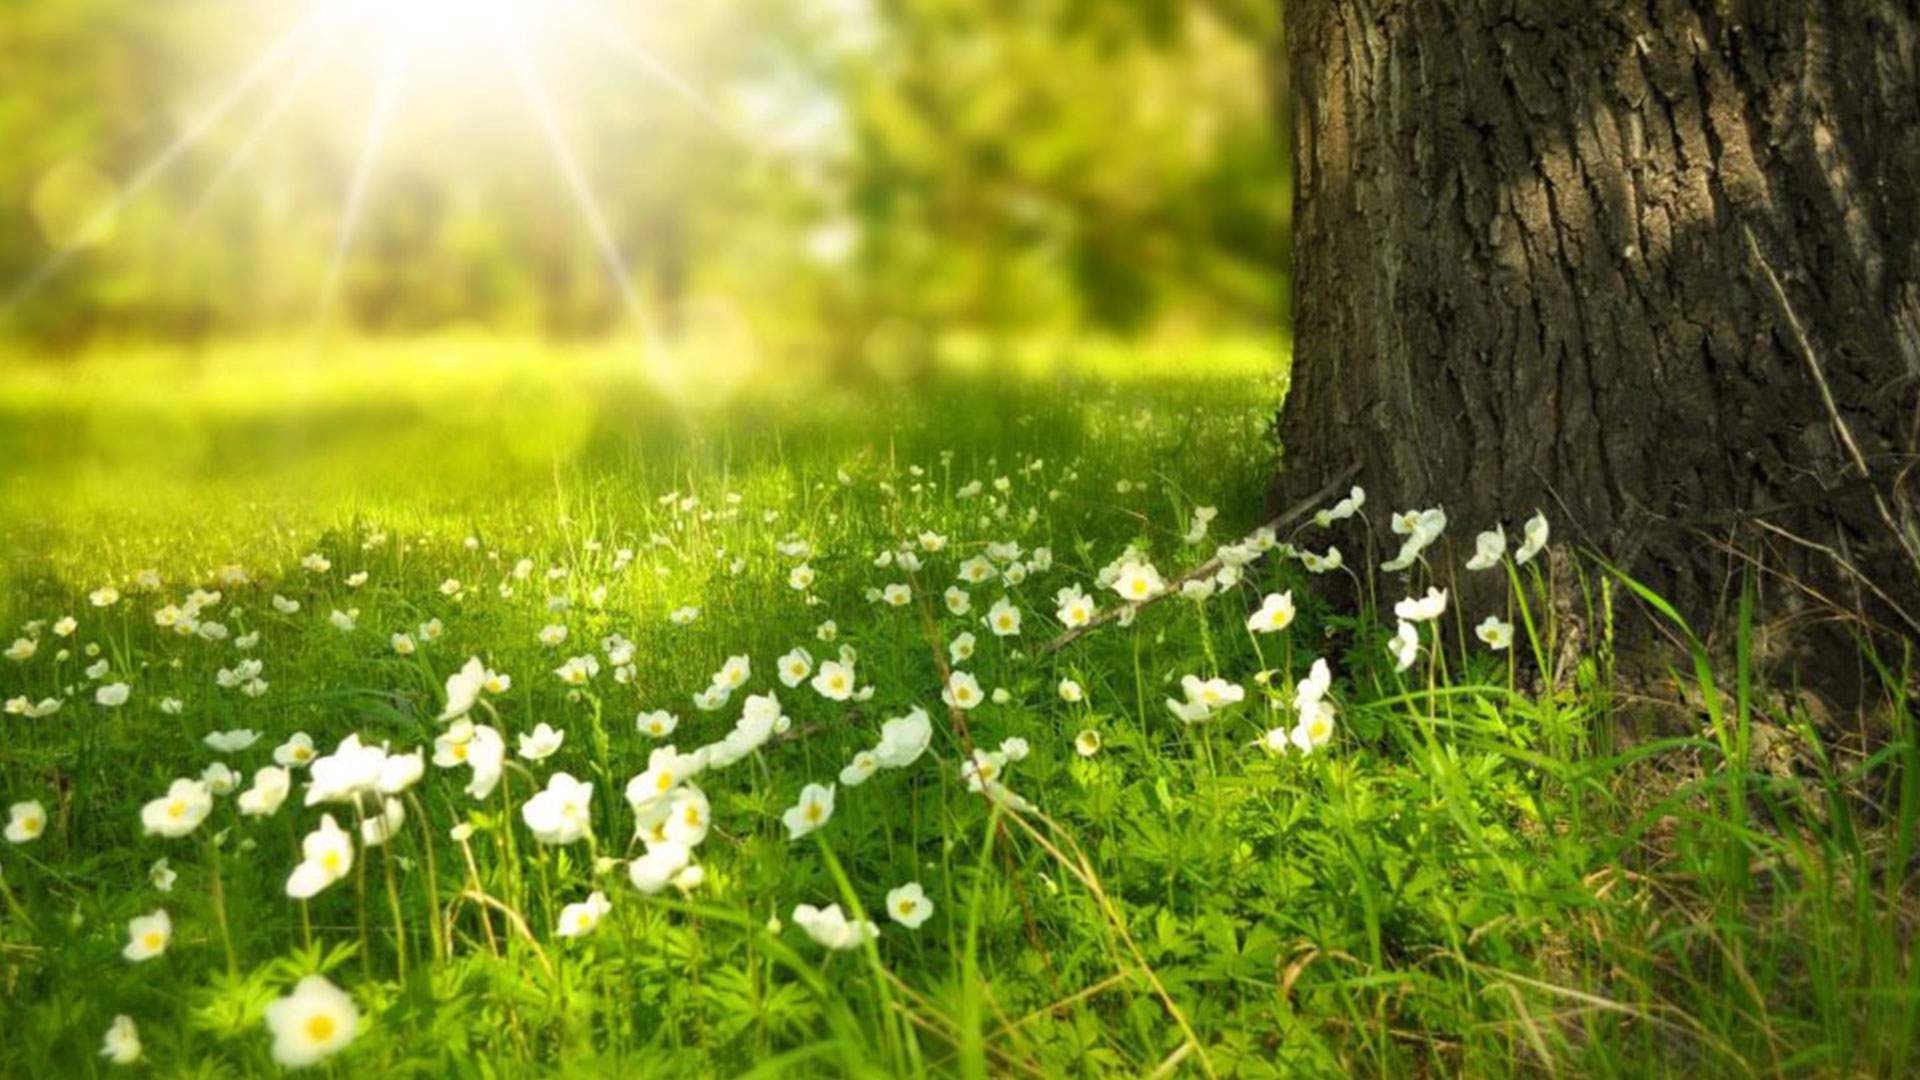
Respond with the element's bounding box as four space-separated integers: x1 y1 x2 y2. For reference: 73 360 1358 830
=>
0 345 1916 1078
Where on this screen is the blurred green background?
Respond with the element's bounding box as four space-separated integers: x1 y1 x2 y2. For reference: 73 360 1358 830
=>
0 0 1288 363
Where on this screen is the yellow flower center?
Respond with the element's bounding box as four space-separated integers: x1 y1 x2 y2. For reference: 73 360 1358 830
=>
322 851 341 872
166 801 186 819
656 772 673 792
304 1014 336 1043
143 933 163 950
684 807 701 827
897 900 916 916
22 815 41 833
805 803 823 823
829 677 846 691
453 745 468 761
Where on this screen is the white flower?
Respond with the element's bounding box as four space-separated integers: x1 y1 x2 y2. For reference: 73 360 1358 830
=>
517 723 565 761
1054 585 1095 628
816 620 838 642
999 736 1030 762
1475 615 1514 651
669 606 700 626
556 891 612 938
53 616 77 636
95 683 130 707
1290 704 1337 754
523 772 594 844
984 598 1022 637
1393 588 1448 623
305 734 388 807
238 767 292 817
811 660 857 701
948 632 976 664
390 633 416 656
1058 679 1084 703
792 903 877 950
378 751 424 794
944 587 972 616
1313 485 1366 527
275 733 318 768
1515 512 1550 565
1166 696 1211 724
788 564 817 591
538 624 569 647
1388 620 1420 672
1074 729 1103 757
6 800 47 843
712 654 752 690
122 909 171 961
4 637 36 662
636 710 679 738
625 745 700 817
359 797 406 847
1180 675 1245 711
100 1014 142 1065
1112 561 1164 602
1247 591 1296 634
465 725 507 800
204 729 261 753
328 609 357 632
1466 525 1507 571
272 595 301 614
783 782 836 839
301 552 331 573
886 882 933 928
201 761 238 796
627 841 691 894
942 671 983 710
1300 546 1343 574
140 779 213 838
882 583 912 607
90 585 123 607
872 707 932 769
554 655 600 686
956 555 996 585
776 647 814 687
149 857 176 892
839 750 880 787
263 975 359 1068
286 815 354 898
441 657 487 721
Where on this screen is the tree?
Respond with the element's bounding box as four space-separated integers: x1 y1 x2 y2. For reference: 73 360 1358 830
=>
1276 0 1920 669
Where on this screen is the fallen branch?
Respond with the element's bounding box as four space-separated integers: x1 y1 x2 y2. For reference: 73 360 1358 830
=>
1041 460 1362 654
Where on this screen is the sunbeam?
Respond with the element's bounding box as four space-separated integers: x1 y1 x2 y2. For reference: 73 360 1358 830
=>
185 26 341 222
0 4 327 320
499 33 675 386
309 45 405 352
554 0 748 146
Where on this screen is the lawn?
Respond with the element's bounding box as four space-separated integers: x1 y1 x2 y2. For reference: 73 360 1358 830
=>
0 342 1914 1078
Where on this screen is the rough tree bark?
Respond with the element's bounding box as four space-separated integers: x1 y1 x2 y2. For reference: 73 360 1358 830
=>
1277 0 1920 681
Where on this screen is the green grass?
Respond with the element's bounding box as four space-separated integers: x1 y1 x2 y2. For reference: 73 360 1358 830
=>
0 341 1914 1078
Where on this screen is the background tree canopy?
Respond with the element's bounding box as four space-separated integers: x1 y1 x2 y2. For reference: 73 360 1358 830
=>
0 0 1287 357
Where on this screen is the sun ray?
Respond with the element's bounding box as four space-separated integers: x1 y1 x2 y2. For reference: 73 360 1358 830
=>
308 43 405 353
185 25 340 222
498 34 663 359
553 0 749 147
0 4 327 320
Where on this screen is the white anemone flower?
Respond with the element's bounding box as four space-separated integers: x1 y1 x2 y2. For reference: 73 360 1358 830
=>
886 882 933 929
263 975 359 1068
782 782 836 840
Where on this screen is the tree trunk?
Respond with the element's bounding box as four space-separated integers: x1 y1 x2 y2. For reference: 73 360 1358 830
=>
1278 0 1920 677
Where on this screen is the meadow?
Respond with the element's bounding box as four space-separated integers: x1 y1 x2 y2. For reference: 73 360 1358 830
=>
1 343 1915 1078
